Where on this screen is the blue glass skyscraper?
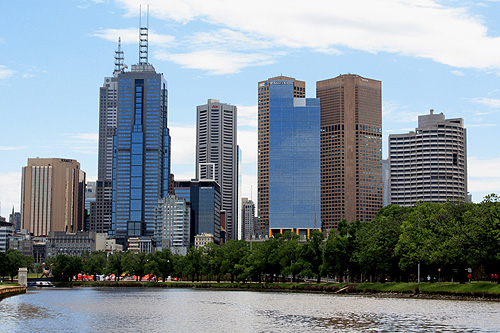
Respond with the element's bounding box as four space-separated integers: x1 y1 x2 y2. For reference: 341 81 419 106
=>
259 76 320 238
111 29 170 243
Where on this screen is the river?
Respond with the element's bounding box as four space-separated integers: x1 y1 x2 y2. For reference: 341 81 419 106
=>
0 288 499 332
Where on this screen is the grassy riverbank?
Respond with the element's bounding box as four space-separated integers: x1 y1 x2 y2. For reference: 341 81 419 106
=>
54 281 500 299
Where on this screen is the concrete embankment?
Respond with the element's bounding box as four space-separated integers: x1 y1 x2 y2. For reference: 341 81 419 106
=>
0 286 27 300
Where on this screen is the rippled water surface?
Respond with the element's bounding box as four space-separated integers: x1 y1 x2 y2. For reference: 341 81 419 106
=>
1 288 499 332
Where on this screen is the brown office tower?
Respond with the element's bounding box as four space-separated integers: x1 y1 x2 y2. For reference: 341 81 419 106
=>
317 74 382 232
256 76 305 236
21 158 86 236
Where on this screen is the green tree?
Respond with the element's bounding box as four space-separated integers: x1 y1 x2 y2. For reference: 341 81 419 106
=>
6 249 32 282
106 252 124 281
124 251 148 281
299 230 324 283
0 251 10 279
277 231 301 282
52 255 83 281
83 251 107 280
204 243 224 282
147 249 173 282
185 247 203 282
221 240 249 282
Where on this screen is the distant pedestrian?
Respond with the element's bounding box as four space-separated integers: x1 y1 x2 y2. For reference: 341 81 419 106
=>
492 274 495 283
495 274 498 284
468 273 472 284
427 275 431 283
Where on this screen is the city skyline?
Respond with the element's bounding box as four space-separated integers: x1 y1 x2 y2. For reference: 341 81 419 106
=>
2 1 500 217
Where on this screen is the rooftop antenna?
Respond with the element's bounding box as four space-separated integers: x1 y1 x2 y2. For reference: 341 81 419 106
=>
139 5 149 65
114 37 124 72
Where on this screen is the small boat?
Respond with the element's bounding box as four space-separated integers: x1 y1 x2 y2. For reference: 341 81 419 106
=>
35 281 55 287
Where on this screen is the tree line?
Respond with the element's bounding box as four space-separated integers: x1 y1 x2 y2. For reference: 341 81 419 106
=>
2 195 499 284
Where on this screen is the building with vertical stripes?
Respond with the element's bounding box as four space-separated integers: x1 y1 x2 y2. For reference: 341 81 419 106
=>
196 99 237 241
20 158 86 237
317 74 382 232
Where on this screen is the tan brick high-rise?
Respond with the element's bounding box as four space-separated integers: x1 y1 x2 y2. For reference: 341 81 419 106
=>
21 158 86 236
317 74 382 232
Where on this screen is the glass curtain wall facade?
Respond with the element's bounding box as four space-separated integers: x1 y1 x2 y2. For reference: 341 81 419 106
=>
257 76 306 236
267 79 321 237
112 64 170 242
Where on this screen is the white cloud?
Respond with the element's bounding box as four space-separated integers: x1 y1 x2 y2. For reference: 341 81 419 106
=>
116 0 500 70
383 102 421 123
93 28 175 46
237 105 257 128
0 146 27 151
241 173 257 203
64 133 98 143
238 130 257 164
471 97 500 108
0 171 21 218
451 70 465 76
468 156 500 198
170 125 196 165
155 50 275 75
0 65 15 79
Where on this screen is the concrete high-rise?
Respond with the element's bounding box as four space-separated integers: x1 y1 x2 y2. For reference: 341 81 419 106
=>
20 158 86 236
257 76 320 238
196 99 237 241
92 39 122 234
389 110 467 206
241 197 255 240
111 29 171 243
317 74 382 231
154 195 191 251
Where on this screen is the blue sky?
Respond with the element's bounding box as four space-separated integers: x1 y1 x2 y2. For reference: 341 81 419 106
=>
2 0 500 217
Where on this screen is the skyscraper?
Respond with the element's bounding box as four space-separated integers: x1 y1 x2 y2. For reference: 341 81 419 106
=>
241 197 255 240
20 158 86 237
111 26 171 243
154 195 191 251
92 39 123 234
389 109 467 206
257 76 306 235
257 76 321 238
196 99 237 241
317 74 382 231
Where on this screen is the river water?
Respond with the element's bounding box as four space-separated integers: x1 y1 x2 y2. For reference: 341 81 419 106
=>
0 288 499 332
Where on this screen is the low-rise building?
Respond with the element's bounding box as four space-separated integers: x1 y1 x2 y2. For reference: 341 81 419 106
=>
194 233 215 248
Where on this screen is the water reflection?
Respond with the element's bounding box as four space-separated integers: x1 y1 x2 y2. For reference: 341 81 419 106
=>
0 288 498 332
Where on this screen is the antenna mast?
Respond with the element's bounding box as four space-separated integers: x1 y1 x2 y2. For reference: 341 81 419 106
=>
114 37 124 72
139 5 149 65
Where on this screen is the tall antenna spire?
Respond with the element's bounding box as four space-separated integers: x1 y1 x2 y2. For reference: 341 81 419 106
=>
139 5 149 65
114 37 124 72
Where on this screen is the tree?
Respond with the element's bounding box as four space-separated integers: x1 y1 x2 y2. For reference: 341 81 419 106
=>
299 230 324 283
147 249 173 282
0 251 10 279
123 251 148 281
106 252 125 281
83 251 107 280
221 240 249 282
52 254 83 281
6 249 31 282
204 243 224 282
277 231 301 282
184 247 203 282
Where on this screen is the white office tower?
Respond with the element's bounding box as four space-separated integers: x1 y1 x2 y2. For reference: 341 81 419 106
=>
196 99 238 241
389 109 467 206
154 195 190 251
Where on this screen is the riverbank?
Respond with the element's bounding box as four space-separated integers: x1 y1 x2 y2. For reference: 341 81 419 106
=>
0 285 27 301
54 281 500 300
